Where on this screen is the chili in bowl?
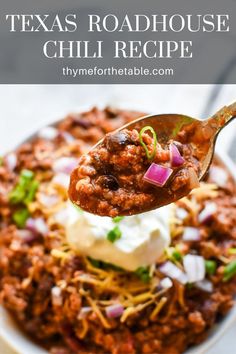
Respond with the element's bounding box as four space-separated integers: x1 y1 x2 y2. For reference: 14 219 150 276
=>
0 107 236 354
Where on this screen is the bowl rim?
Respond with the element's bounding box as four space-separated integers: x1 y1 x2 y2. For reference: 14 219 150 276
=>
0 118 236 354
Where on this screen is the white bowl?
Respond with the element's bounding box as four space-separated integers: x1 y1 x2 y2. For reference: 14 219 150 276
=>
0 138 235 354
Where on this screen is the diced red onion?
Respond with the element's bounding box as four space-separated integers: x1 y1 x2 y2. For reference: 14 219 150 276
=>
209 166 228 188
144 163 173 187
176 207 188 220
53 157 78 175
159 277 173 289
198 202 217 224
78 306 92 319
5 152 17 171
52 173 70 189
188 168 200 189
38 193 60 207
25 218 36 231
105 303 124 318
35 218 49 235
38 126 58 140
182 227 201 241
159 261 188 285
26 217 48 236
195 279 213 293
17 229 38 243
59 131 75 143
170 143 185 167
183 255 205 283
51 286 63 306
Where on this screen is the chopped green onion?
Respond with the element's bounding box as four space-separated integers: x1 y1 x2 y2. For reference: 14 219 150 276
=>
205 260 217 275
9 186 26 204
112 216 124 223
24 180 39 204
171 117 193 138
9 169 38 205
223 260 236 282
87 257 123 271
135 266 151 283
21 169 34 180
107 226 122 243
88 257 101 268
165 247 182 263
186 283 194 290
172 249 182 262
12 208 30 228
139 126 157 160
229 248 236 255
9 169 39 228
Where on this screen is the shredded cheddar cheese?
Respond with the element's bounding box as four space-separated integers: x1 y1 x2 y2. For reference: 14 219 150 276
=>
35 179 218 327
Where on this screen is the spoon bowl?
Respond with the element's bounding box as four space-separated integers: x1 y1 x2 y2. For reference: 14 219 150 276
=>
69 102 236 216
99 101 236 181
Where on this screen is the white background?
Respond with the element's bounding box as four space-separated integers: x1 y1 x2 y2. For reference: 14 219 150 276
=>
0 84 236 353
0 85 236 156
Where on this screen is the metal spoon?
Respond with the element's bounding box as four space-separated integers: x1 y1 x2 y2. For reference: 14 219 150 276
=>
69 102 236 216
114 101 236 181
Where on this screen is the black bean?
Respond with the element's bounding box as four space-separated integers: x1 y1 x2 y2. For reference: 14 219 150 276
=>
96 175 119 191
105 131 131 152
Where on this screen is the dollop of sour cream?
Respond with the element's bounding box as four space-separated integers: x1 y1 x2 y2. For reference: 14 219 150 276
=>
65 203 172 271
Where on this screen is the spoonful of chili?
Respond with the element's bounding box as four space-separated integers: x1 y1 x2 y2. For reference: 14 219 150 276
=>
69 102 236 217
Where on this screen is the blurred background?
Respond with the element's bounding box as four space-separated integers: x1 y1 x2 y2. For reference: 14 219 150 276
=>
0 84 236 353
0 84 236 158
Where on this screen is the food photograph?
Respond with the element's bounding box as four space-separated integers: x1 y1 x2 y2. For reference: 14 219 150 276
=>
0 85 236 354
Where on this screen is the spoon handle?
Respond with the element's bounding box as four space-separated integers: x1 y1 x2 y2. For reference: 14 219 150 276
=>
208 101 236 132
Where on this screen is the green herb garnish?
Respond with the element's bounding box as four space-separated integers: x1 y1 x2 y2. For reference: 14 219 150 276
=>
24 180 39 204
0 157 3 166
9 169 38 205
139 126 157 160
171 117 193 138
12 208 30 228
9 169 39 228
135 266 151 283
88 257 101 268
186 283 194 290
223 260 236 282
113 216 124 223
87 257 124 271
107 226 122 243
172 249 182 262
9 186 25 204
165 247 183 263
205 260 217 275
21 169 34 180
